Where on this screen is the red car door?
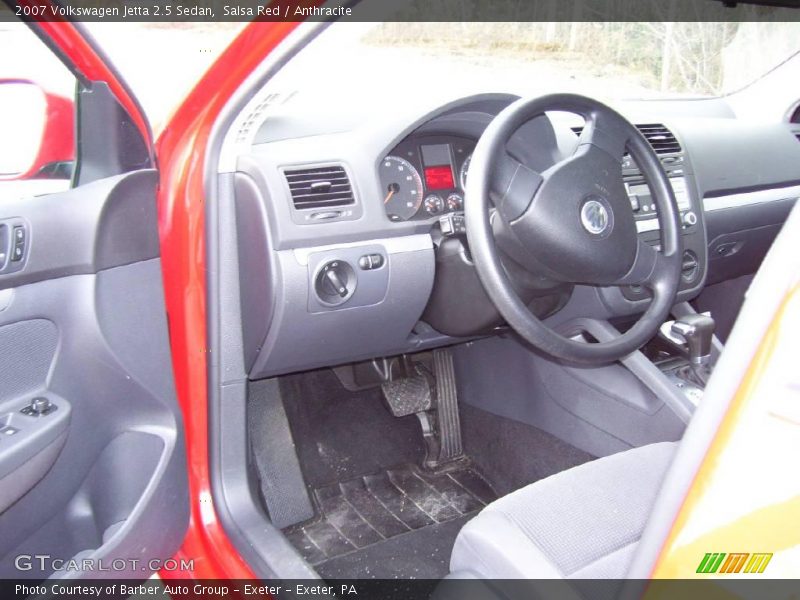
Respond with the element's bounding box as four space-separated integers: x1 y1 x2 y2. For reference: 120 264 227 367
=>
0 17 188 582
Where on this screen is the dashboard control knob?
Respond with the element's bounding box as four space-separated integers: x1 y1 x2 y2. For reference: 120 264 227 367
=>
314 261 356 306
32 397 51 414
682 211 698 227
358 254 385 271
324 268 348 298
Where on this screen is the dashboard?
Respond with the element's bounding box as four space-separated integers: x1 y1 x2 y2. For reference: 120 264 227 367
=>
230 92 800 379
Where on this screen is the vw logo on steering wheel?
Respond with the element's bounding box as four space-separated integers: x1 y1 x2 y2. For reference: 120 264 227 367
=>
580 197 612 237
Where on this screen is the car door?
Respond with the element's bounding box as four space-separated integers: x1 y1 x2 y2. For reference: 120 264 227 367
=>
0 20 188 579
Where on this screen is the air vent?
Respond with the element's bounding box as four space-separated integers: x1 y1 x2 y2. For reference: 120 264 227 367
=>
635 124 682 154
284 165 355 210
571 123 682 155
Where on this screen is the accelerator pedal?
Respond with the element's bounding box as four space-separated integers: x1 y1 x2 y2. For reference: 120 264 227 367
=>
433 348 463 462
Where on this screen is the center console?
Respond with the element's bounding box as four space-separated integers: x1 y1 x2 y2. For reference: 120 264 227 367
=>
588 132 708 318
618 138 708 304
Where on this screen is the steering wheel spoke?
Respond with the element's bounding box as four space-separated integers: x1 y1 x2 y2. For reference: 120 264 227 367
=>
617 239 670 288
490 151 544 223
576 107 630 161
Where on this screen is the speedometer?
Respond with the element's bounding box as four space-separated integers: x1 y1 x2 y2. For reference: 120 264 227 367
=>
379 156 423 221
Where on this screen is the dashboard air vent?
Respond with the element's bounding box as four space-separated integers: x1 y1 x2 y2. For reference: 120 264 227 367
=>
284 165 355 210
635 124 682 154
571 123 682 155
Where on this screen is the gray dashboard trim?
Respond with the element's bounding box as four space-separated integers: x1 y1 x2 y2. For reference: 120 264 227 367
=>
292 234 432 265
670 120 800 199
218 23 330 174
703 184 800 212
250 238 436 378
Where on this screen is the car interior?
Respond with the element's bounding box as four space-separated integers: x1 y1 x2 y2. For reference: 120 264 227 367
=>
202 23 800 583
0 17 799 586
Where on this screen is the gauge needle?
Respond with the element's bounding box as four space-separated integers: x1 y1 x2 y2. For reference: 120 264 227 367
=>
384 189 395 205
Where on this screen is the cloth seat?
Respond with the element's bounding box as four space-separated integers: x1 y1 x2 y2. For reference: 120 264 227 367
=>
450 442 677 579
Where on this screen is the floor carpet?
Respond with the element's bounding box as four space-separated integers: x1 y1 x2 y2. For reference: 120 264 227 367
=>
283 463 495 579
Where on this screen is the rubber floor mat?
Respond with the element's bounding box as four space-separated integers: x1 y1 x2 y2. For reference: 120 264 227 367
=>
283 463 496 565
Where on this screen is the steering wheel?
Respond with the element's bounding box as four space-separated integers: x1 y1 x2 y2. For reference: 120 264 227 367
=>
465 94 682 365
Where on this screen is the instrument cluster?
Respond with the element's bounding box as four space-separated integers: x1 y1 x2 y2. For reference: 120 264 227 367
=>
379 135 476 222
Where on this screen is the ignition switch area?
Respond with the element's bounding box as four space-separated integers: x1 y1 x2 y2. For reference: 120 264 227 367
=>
314 260 356 306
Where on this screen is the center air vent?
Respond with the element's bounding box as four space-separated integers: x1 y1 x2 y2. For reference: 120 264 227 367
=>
571 123 682 155
285 165 355 210
635 124 682 154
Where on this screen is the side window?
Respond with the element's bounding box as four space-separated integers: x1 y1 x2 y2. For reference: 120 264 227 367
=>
0 22 77 199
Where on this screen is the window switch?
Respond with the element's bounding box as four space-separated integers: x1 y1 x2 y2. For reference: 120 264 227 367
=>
0 225 6 268
11 243 24 262
11 227 25 262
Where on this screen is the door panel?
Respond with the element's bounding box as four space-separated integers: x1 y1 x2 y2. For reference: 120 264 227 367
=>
0 170 188 579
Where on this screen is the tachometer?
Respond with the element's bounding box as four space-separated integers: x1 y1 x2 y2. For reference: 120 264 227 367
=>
379 156 424 221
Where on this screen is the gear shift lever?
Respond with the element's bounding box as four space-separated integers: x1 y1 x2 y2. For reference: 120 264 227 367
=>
671 314 715 386
671 314 715 365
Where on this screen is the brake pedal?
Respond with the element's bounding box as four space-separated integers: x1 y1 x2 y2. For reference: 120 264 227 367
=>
381 372 433 417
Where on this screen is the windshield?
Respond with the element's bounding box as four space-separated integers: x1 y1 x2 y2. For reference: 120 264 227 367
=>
78 20 800 132
270 21 800 102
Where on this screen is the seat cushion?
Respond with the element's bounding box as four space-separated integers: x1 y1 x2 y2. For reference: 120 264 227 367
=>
450 442 677 579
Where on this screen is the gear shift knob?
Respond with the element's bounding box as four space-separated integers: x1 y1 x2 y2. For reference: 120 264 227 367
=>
671 314 715 365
